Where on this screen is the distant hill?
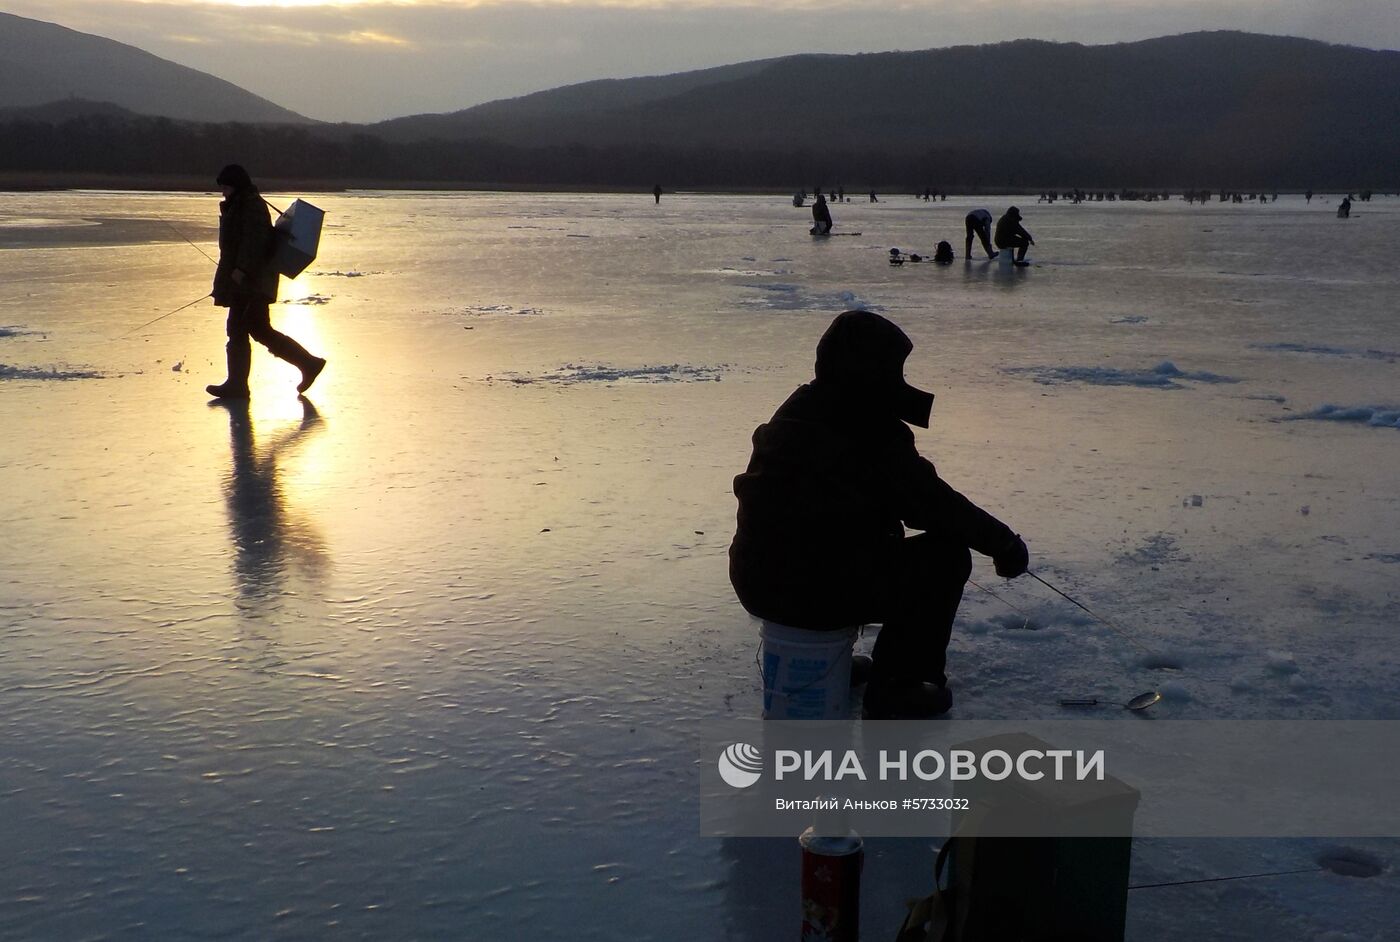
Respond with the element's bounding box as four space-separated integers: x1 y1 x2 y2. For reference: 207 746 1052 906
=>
1 28 1396 189
0 12 310 123
370 31 1400 185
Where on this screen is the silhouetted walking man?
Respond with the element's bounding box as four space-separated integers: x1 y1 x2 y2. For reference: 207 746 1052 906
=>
964 208 998 259
207 164 325 399
994 206 1034 262
653 183 663 204
729 310 1029 718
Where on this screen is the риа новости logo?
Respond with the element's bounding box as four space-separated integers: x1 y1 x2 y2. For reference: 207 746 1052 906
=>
718 743 763 788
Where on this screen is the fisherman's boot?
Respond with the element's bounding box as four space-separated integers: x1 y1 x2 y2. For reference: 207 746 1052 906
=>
206 340 252 399
262 332 325 394
297 356 327 394
862 678 953 719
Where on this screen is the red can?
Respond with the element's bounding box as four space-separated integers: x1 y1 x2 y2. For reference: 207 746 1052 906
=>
800 827 864 941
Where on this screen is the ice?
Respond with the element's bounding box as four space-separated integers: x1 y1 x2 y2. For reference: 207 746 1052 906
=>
2 190 1398 940
1158 680 1192 703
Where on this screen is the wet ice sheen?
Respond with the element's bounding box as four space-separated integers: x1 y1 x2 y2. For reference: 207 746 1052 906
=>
1 191 1398 940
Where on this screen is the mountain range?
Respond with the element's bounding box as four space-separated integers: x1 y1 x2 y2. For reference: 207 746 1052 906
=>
1 13 1397 188
0 12 307 124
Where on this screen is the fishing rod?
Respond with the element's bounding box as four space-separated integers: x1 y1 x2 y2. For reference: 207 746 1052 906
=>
1027 570 1160 658
161 219 217 266
968 578 1034 629
119 293 212 338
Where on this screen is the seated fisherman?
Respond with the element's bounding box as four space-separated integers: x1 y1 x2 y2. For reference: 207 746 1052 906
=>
729 310 1029 718
994 206 1034 262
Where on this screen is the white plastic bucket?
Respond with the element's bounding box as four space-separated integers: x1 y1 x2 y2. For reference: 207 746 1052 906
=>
759 621 858 720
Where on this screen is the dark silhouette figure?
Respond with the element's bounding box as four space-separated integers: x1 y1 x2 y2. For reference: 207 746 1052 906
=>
207 164 325 399
1306 190 1313 204
653 183 663 204
933 241 955 263
212 397 327 611
811 193 833 235
869 190 879 203
964 208 999 259
994 206 1034 262
838 186 846 203
1338 196 1352 218
729 311 1028 718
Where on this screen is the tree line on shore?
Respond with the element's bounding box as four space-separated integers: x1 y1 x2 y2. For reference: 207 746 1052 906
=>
0 111 1390 193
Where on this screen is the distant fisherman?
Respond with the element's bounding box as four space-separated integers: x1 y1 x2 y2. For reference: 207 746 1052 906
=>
653 183 663 205
994 206 1035 263
206 164 325 399
963 208 998 260
811 193 833 235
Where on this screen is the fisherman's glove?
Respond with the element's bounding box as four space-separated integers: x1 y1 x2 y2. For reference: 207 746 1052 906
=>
994 533 1029 579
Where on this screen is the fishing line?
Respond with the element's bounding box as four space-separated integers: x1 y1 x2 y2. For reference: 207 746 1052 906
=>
1028 570 1159 657
119 293 212 338
161 219 217 265
1129 866 1323 890
968 578 1034 629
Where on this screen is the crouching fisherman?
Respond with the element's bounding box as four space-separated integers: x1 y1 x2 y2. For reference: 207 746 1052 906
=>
206 164 326 399
729 311 1029 718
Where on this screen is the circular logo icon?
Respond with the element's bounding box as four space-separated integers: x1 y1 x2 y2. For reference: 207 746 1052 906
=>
718 743 763 788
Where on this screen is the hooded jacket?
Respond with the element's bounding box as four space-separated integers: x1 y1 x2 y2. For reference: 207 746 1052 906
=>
994 207 1032 248
729 311 1015 629
213 171 279 306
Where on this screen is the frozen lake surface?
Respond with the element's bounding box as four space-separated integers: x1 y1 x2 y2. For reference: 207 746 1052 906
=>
2 190 1398 939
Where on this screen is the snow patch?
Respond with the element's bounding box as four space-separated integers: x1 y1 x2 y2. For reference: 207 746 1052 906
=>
703 267 792 277
740 284 881 313
1121 532 1189 566
1004 361 1238 389
486 363 729 385
449 304 545 318
0 363 104 381
1251 341 1400 363
1284 405 1400 429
